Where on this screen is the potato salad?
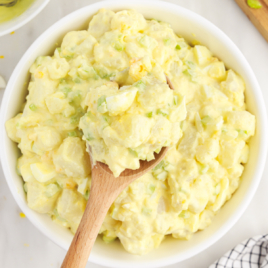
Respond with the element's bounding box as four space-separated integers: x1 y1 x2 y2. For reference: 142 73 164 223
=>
6 9 255 255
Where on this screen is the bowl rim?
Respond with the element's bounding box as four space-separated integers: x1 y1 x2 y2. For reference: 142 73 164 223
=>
0 0 50 37
1 0 268 267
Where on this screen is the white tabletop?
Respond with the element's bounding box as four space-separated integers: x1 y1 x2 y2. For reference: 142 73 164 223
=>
0 0 268 267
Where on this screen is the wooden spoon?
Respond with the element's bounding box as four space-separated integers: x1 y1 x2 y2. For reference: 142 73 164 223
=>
61 75 174 268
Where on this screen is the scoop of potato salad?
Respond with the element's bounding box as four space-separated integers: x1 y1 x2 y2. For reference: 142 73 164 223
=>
6 8 255 255
79 75 186 177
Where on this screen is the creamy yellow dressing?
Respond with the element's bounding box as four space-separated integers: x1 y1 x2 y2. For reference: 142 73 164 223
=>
6 9 255 255
0 0 35 24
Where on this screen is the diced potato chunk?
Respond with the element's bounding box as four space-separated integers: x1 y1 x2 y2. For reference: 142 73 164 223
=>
30 162 57 183
88 9 115 40
27 181 60 213
168 97 187 122
226 111 255 136
5 113 22 143
21 164 35 182
188 178 209 214
208 62 226 80
33 126 62 152
220 70 245 107
45 92 72 115
53 137 90 177
218 140 245 168
178 126 199 158
196 138 220 164
61 31 97 59
57 189 86 233
77 177 89 195
193 45 212 65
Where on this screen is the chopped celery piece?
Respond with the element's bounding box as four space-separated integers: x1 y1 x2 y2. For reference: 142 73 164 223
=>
53 209 67 222
102 114 111 124
183 60 197 82
139 35 150 48
68 90 82 106
175 42 187 50
146 111 153 118
247 0 262 9
29 103 37 111
153 160 164 171
84 190 90 200
185 61 196 69
183 69 196 80
96 68 107 79
142 207 152 216
148 184 156 194
129 148 139 157
237 129 248 135
85 133 94 141
114 41 125 51
163 38 171 46
97 95 107 113
74 77 81 84
70 115 79 125
163 162 172 172
61 87 71 96
95 67 113 80
134 80 146 90
67 131 77 137
63 55 73 60
174 96 178 105
201 115 211 126
222 128 228 133
56 47 61 53
103 235 116 243
60 78 66 84
214 183 221 195
179 210 190 218
157 109 169 116
200 164 209 174
97 95 106 107
156 171 168 181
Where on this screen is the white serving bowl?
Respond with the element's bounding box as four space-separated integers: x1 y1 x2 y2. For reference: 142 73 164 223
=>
0 0 50 37
1 1 267 267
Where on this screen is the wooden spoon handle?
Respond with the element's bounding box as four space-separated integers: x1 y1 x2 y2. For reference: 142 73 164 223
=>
61 166 117 268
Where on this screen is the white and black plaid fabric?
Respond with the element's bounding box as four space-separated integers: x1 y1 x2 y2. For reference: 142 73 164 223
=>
209 235 268 268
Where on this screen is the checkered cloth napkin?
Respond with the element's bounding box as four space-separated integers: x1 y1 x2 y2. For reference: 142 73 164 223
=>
209 235 268 268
